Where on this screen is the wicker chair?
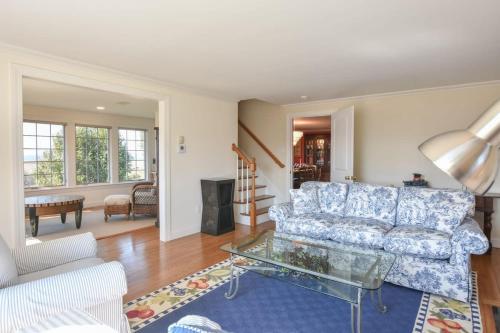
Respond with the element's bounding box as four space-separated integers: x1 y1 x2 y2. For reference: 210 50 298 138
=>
131 181 158 219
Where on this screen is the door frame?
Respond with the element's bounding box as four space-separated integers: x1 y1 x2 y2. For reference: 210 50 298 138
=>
10 65 172 247
285 110 334 192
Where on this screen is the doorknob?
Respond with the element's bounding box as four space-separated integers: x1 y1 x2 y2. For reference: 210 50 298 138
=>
345 176 357 181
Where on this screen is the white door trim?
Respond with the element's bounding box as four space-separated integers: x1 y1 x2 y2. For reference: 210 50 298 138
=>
285 110 334 193
10 64 172 247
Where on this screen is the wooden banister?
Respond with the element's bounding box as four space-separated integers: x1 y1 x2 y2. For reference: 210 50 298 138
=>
238 120 285 168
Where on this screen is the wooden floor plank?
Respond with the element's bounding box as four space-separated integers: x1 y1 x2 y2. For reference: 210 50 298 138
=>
98 223 498 332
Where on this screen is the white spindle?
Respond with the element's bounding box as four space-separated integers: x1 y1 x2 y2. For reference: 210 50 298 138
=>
239 160 243 204
236 157 239 201
246 164 249 213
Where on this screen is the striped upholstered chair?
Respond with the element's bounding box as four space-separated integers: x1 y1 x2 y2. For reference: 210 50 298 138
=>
0 233 130 333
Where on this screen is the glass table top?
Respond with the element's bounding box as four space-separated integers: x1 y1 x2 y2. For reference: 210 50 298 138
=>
220 230 396 291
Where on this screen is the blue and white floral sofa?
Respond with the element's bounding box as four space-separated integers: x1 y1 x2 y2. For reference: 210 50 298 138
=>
268 181 489 302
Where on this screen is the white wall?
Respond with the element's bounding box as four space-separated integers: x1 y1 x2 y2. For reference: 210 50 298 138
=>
23 105 156 207
239 82 500 246
0 45 238 248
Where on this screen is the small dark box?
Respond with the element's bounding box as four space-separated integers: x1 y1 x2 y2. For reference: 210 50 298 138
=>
201 178 235 235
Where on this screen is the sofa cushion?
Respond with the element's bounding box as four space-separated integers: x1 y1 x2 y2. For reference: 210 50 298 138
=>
344 183 399 224
396 187 474 234
316 182 349 216
277 213 336 239
329 217 393 248
0 236 18 288
384 225 452 259
290 187 320 215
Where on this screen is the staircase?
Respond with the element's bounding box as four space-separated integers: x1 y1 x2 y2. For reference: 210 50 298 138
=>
232 144 275 227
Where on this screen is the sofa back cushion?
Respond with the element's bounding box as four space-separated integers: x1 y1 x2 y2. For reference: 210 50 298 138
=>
316 182 348 216
344 182 399 224
0 235 18 288
396 187 474 234
290 187 319 215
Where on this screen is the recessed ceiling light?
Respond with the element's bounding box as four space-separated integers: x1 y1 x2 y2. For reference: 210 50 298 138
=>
96 106 105 110
300 95 308 100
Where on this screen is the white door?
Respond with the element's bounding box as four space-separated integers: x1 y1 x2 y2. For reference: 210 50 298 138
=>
331 105 354 182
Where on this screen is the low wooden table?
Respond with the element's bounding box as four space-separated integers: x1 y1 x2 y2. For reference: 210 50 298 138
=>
24 195 85 237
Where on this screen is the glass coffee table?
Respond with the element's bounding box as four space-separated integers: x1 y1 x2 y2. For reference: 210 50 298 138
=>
220 230 396 333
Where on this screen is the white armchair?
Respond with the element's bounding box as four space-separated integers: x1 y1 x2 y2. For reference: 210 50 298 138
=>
0 233 129 333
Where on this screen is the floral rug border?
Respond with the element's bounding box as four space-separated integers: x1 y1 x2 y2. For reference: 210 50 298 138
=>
412 272 481 333
125 259 482 333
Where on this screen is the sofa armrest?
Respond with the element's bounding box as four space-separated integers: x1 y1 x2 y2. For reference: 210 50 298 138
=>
450 217 489 266
13 232 97 275
269 202 293 230
0 261 127 333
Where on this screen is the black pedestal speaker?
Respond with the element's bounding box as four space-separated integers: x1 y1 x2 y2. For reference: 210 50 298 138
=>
201 178 235 235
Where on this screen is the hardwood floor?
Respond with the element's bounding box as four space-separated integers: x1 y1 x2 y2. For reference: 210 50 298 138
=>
98 223 498 332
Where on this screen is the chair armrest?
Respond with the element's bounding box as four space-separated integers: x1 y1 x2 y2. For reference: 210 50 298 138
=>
450 217 489 266
0 261 127 333
131 185 158 205
13 232 97 275
269 202 293 230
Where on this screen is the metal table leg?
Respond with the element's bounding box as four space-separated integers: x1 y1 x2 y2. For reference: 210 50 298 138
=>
224 254 240 299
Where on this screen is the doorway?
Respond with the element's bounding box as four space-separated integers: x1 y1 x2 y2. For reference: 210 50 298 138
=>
287 105 355 191
11 65 171 248
292 116 331 188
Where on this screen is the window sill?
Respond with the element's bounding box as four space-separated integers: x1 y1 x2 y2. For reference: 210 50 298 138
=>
24 182 139 193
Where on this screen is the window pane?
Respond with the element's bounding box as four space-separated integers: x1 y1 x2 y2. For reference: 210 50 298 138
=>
51 161 64 174
37 123 51 136
136 160 145 171
52 173 64 186
136 151 144 160
75 126 109 184
119 129 127 140
24 149 36 162
23 136 36 149
37 149 51 161
23 122 36 135
76 126 87 137
24 162 36 175
51 136 64 150
24 175 36 187
127 141 135 150
136 131 145 140
51 149 64 161
51 125 64 137
127 130 135 140
136 140 144 150
37 136 51 149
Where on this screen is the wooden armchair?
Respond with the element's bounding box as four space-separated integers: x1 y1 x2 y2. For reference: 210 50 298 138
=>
131 181 158 219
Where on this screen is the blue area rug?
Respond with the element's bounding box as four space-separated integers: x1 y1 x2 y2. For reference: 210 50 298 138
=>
137 271 422 333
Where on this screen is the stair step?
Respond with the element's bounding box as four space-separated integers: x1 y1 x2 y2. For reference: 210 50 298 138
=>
234 194 275 204
237 175 258 180
237 184 266 192
240 206 271 217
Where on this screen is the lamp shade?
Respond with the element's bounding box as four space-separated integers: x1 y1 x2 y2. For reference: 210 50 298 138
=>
419 99 500 194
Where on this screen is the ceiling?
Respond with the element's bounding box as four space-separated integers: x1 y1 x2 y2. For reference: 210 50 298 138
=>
23 78 158 118
293 116 330 133
2 1 500 104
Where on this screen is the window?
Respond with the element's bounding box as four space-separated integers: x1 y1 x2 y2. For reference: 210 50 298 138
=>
119 129 146 182
23 121 65 188
76 126 110 185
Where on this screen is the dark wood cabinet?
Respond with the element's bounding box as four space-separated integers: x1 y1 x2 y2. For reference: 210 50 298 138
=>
303 134 330 181
201 178 235 235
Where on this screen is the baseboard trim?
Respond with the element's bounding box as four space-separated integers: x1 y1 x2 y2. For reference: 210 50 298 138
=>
492 237 500 249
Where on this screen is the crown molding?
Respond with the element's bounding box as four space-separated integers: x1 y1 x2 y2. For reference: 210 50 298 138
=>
282 80 500 108
0 42 239 103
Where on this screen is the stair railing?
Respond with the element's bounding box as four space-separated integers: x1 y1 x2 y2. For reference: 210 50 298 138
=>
232 143 257 228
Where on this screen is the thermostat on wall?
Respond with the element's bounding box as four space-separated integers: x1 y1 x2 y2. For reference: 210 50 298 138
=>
178 143 186 153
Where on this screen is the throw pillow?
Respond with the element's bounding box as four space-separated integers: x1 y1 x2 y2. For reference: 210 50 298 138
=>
290 187 319 215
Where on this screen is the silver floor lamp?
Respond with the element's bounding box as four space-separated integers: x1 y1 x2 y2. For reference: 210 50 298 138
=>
419 99 500 194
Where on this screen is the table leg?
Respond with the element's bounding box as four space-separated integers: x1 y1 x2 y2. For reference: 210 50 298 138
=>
61 212 67 224
28 207 39 237
350 289 362 333
75 202 83 229
484 210 493 255
224 255 240 300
